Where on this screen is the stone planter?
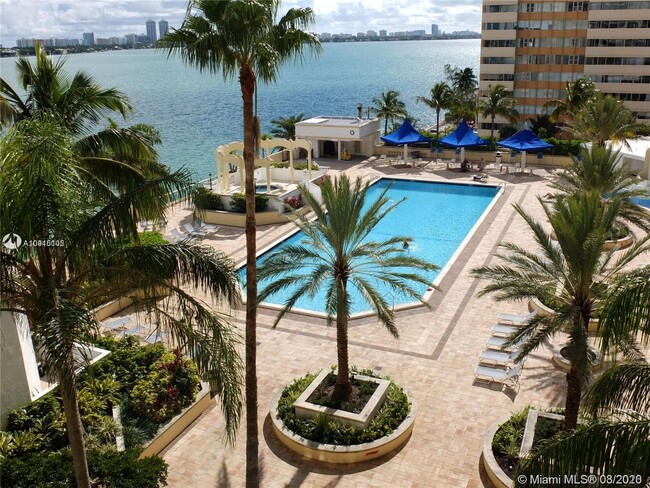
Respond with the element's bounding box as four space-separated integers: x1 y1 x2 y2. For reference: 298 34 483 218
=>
482 414 515 488
270 382 416 464
552 344 602 372
550 230 633 251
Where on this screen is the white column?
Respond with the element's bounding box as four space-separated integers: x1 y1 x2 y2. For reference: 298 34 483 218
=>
289 141 295 184
312 139 320 158
266 165 271 192
521 151 527 172
337 140 342 160
308 150 312 181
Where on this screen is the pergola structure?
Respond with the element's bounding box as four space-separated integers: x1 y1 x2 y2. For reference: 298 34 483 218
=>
215 138 313 194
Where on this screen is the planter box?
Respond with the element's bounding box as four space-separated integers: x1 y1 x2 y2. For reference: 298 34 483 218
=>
138 381 211 459
552 344 602 372
528 298 599 333
293 369 390 429
482 414 515 488
93 287 169 322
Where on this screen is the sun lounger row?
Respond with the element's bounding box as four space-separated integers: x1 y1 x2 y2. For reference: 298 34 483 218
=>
168 221 219 243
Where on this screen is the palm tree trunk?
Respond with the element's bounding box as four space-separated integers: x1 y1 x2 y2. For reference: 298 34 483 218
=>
564 366 582 430
333 282 351 402
490 115 495 139
59 358 91 488
240 65 259 488
384 117 388 136
436 109 440 144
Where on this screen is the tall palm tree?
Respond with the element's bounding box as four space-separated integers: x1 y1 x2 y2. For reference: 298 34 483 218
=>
159 2 320 485
445 64 478 94
416 81 452 141
515 363 650 485
479 84 520 139
1 118 243 488
543 76 597 123
372 90 408 135
527 114 559 139
565 93 638 148
471 192 650 430
270 113 305 140
553 144 650 232
258 175 438 400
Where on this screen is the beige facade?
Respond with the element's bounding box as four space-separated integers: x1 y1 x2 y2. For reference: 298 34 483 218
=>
478 0 650 135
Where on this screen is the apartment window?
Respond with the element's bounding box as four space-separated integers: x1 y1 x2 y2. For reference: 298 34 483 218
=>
588 38 650 47
483 39 516 47
589 20 650 28
526 2 535 12
485 4 518 12
588 74 650 83
482 57 516 64
481 73 515 81
586 57 650 65
486 22 516 30
590 1 650 10
567 1 589 11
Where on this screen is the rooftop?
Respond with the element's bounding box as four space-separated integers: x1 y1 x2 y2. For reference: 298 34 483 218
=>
297 116 380 128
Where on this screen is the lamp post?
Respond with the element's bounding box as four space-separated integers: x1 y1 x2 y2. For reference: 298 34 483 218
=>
357 103 362 119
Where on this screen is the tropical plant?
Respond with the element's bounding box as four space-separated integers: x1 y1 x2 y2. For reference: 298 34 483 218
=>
553 144 650 232
270 113 305 140
471 191 650 430
159 2 320 485
0 117 243 488
543 76 596 124
372 89 408 135
0 45 163 181
515 362 650 485
565 93 638 148
444 65 479 124
258 175 438 401
479 84 520 139
445 64 478 95
416 82 452 141
527 114 560 139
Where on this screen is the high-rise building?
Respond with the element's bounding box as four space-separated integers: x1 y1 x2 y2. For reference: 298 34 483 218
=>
159 19 169 38
478 0 650 134
125 34 137 46
146 19 157 43
379 29 387 37
431 24 439 36
82 32 95 46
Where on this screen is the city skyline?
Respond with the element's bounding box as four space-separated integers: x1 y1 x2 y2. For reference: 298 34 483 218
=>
0 0 483 46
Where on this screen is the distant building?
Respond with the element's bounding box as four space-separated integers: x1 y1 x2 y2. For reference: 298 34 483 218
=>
146 19 157 43
431 24 439 36
379 29 387 37
357 32 366 38
125 34 137 46
367 30 378 37
319 32 331 40
159 19 169 38
82 32 95 46
478 0 650 132
54 38 69 47
68 39 80 46
137 34 149 45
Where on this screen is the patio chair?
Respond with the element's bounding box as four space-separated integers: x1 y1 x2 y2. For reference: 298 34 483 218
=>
491 324 519 336
195 219 219 233
103 316 132 332
473 173 488 182
169 228 196 243
183 223 208 237
379 155 388 164
120 324 147 338
498 311 536 325
145 329 168 344
486 333 528 351
479 348 523 366
474 363 523 391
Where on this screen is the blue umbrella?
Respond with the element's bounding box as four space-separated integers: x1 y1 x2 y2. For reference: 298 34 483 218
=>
381 119 431 165
439 120 489 162
498 128 554 170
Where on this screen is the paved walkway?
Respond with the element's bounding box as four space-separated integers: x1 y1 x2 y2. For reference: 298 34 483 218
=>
158 160 649 488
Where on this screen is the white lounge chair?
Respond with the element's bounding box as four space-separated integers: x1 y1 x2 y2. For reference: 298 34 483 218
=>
379 155 388 164
145 330 168 344
195 219 219 233
491 324 519 336
475 363 523 391
498 311 536 325
103 316 131 332
170 228 196 243
183 223 208 237
486 334 527 351
479 348 522 366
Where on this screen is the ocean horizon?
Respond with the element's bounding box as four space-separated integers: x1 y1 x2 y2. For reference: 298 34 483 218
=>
0 39 479 179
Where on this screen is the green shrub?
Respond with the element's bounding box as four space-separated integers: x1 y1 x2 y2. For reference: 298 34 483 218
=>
0 449 168 488
229 193 269 213
545 138 584 156
277 370 410 445
6 395 61 433
634 123 650 137
131 350 201 423
492 406 530 468
192 186 222 210
137 231 168 246
271 161 319 170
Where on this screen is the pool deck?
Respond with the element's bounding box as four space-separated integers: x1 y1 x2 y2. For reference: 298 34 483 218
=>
155 160 650 488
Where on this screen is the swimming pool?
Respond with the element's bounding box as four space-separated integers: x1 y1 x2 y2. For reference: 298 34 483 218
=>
245 178 501 315
631 196 650 209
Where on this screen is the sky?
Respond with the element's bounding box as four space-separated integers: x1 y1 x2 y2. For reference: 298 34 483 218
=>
0 0 482 46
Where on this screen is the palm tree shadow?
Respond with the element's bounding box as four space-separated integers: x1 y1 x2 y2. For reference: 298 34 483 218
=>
262 414 408 479
216 460 230 487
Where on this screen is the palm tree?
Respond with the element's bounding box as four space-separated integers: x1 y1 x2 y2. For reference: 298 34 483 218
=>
372 90 408 135
479 84 520 139
258 175 438 401
270 113 305 140
471 192 650 430
416 82 452 141
554 144 650 232
565 93 638 148
445 64 478 94
527 114 559 139
1 117 243 488
543 76 597 123
159 2 320 485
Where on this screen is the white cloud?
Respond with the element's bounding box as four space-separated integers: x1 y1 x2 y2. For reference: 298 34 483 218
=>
0 0 481 46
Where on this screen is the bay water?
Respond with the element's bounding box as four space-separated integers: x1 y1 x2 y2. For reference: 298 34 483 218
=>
0 40 479 179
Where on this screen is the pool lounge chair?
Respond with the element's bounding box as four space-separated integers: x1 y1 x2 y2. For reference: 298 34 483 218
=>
183 223 208 237
479 348 523 366
498 311 536 325
170 228 196 243
491 324 519 336
473 173 488 182
103 316 132 332
195 219 219 233
486 333 528 351
145 330 168 344
474 363 524 391
119 324 147 338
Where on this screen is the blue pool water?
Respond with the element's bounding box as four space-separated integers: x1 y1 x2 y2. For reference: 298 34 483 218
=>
631 196 650 209
244 179 499 314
